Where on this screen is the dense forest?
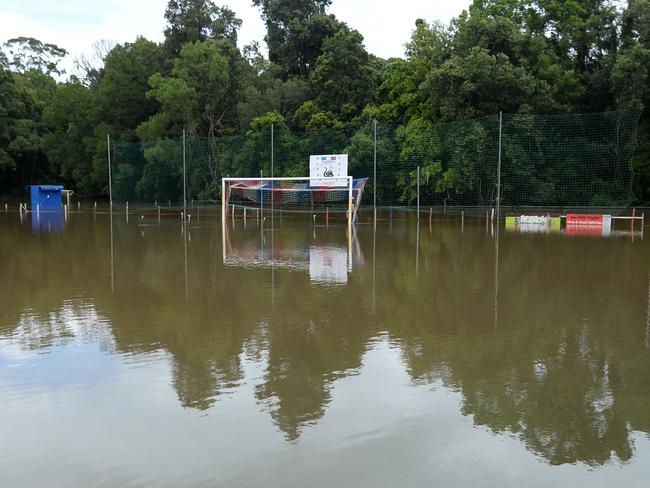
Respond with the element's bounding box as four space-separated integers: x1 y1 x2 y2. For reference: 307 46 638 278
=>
1 0 650 204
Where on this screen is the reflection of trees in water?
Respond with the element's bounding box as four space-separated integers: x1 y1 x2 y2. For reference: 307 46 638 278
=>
385 227 650 466
3 217 650 465
254 280 374 440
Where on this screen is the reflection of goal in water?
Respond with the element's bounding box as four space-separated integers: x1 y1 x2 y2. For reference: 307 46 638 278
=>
222 226 364 285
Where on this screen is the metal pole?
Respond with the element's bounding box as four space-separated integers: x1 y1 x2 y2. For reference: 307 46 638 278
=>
271 123 274 230
107 133 113 211
373 119 377 221
417 165 420 218
496 111 502 223
348 177 353 265
183 129 187 219
260 169 264 224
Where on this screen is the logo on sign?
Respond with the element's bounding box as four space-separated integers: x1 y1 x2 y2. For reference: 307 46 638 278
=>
309 154 348 187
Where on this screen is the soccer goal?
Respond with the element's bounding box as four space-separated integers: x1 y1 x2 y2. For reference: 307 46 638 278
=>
221 176 368 227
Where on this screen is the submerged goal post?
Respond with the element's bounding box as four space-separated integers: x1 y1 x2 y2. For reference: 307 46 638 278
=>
221 176 368 228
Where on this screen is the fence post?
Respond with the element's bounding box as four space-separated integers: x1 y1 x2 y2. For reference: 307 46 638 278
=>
496 111 503 223
373 119 377 221
183 129 187 221
107 133 113 211
271 123 274 228
417 165 420 218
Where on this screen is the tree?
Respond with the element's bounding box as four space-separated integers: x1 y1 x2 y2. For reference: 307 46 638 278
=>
43 80 99 195
421 46 553 121
139 39 229 140
1 37 67 76
238 77 312 131
395 118 443 204
377 20 451 123
164 0 242 56
252 0 338 77
72 39 115 87
310 27 378 121
95 37 165 140
0 67 53 193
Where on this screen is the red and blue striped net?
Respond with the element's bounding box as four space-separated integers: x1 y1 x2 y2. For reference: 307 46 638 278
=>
228 178 368 206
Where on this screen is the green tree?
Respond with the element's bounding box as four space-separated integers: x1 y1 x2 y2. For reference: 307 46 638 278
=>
1 37 67 76
252 0 338 77
139 39 229 140
310 27 378 121
164 0 242 56
421 46 553 121
395 118 443 204
95 37 165 141
43 79 99 195
0 66 55 194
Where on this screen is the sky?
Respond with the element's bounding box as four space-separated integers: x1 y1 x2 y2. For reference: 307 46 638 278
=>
0 0 471 74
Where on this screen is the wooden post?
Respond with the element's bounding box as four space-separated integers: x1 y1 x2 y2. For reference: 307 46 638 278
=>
429 207 432 229
157 204 161 223
632 207 636 233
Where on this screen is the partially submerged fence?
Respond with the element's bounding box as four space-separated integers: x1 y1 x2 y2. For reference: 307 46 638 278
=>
106 109 641 212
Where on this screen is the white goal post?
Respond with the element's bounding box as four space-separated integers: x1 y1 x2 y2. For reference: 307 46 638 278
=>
221 176 368 225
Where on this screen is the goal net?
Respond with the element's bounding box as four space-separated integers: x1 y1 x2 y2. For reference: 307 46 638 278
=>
221 177 368 222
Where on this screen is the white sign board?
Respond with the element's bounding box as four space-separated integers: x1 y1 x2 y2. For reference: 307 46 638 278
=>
309 154 348 187
309 246 348 284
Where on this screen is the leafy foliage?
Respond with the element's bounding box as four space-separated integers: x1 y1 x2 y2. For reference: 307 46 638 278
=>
0 0 648 203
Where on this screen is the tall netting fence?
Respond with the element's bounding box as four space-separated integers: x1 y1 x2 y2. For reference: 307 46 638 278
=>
107 109 640 212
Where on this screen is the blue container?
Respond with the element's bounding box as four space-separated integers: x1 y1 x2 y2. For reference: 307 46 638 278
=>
28 185 64 211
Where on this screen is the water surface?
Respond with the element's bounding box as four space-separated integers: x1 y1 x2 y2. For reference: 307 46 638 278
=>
1 210 650 487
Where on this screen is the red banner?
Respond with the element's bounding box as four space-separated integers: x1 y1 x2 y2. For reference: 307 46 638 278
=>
565 214 603 226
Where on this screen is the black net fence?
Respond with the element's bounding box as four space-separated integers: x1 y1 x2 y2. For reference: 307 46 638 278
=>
108 109 641 210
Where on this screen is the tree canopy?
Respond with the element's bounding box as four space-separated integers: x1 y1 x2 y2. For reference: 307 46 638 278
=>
0 0 649 202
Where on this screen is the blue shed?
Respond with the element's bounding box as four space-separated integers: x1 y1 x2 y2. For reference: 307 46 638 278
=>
28 185 64 211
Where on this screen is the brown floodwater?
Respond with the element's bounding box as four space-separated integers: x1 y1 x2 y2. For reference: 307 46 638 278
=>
1 209 650 487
